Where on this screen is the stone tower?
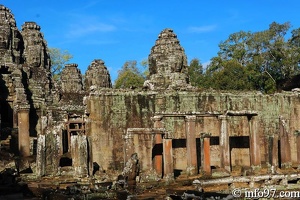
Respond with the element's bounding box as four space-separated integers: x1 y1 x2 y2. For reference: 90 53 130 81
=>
0 5 28 124
147 28 189 89
60 63 83 93
21 21 52 106
21 22 50 69
0 5 22 65
85 59 112 91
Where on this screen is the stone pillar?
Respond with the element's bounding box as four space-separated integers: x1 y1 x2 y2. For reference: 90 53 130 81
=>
279 117 291 168
249 116 261 168
87 136 93 176
296 131 300 168
71 135 88 177
13 106 18 129
219 115 230 172
268 135 278 174
124 130 134 164
18 105 30 157
200 133 211 175
152 116 163 177
163 137 174 181
185 115 197 176
36 134 45 176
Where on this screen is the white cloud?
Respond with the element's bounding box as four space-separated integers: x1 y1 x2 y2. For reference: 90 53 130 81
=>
66 22 116 38
63 12 117 39
188 25 217 33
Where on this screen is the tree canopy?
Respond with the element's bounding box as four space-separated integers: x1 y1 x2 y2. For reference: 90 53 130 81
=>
188 21 300 93
48 48 73 81
114 60 145 89
188 58 203 86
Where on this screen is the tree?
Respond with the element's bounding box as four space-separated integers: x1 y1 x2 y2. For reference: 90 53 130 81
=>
188 58 203 87
140 59 149 79
206 22 300 93
207 60 252 90
48 48 73 80
114 60 145 89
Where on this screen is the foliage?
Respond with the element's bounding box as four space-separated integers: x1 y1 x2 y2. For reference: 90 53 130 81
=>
204 21 300 93
188 58 203 86
210 60 253 90
114 60 145 89
48 48 73 80
140 59 149 79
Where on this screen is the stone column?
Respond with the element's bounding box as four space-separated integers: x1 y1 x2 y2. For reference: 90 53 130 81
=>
249 116 261 168
124 130 134 164
18 105 30 157
36 134 45 176
296 131 300 168
185 115 197 176
152 116 163 177
200 133 211 175
71 135 88 177
268 135 278 174
13 106 18 129
163 136 174 181
219 115 230 172
279 117 291 168
87 136 93 176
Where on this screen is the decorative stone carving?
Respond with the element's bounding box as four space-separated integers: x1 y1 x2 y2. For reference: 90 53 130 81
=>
147 28 189 89
60 63 83 93
84 59 112 91
21 22 50 70
21 21 52 106
0 5 22 65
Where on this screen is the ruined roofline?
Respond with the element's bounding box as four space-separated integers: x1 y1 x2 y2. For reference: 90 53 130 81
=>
86 88 292 96
225 110 258 116
22 22 41 31
153 110 258 117
0 4 11 12
126 128 166 134
153 111 221 117
65 63 78 68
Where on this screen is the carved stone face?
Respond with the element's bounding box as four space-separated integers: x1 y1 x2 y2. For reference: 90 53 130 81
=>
0 26 10 49
27 46 41 67
27 32 42 46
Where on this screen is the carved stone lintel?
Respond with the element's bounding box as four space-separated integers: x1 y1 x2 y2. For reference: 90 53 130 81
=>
16 104 30 112
151 115 163 122
185 115 196 122
200 132 211 138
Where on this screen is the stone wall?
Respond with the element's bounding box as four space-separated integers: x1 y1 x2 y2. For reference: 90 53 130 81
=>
86 89 300 173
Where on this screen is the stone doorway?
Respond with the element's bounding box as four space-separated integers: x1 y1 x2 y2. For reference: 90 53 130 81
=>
230 136 250 167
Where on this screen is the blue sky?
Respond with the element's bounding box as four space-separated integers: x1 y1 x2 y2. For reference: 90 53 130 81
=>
3 0 300 82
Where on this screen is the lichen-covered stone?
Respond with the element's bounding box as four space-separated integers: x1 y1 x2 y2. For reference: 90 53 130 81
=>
60 63 83 93
21 21 52 106
147 28 189 89
85 59 112 91
0 5 22 64
21 22 50 70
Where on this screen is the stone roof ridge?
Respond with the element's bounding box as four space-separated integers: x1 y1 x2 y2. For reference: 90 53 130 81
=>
92 59 105 65
0 4 16 26
158 28 177 39
88 59 107 70
22 22 41 31
65 63 78 68
0 4 10 12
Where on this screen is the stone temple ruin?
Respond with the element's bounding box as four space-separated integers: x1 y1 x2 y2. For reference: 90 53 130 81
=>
1 4 300 199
